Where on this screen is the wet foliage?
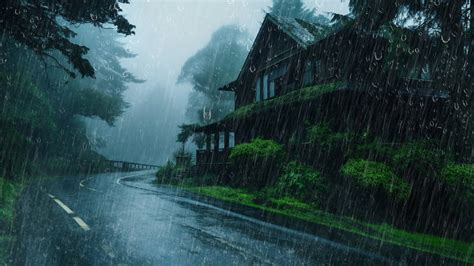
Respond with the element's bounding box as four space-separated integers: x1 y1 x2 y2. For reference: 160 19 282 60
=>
0 0 473 264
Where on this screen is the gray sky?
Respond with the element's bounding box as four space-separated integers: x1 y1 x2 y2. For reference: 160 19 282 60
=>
120 0 349 103
93 0 349 164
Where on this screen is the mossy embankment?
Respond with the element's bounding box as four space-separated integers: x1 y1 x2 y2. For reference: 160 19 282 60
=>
182 185 474 264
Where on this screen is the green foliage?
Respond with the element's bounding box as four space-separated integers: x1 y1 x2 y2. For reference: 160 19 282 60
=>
0 178 21 226
440 164 474 203
178 25 251 124
229 138 285 188
228 82 344 120
63 88 127 126
392 142 451 176
276 161 326 204
354 139 397 161
230 138 284 161
0 23 138 177
177 124 197 144
307 122 355 147
173 149 193 168
156 162 188 182
341 159 411 200
188 185 474 264
0 1 134 77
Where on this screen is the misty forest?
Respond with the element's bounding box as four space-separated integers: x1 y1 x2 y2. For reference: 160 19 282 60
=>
0 0 473 265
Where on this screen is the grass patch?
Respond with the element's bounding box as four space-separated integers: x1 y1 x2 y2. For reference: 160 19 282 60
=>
185 185 474 264
0 178 21 226
0 177 22 264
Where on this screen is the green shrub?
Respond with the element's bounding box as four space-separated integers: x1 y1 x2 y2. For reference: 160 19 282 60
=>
229 138 284 188
341 159 411 200
276 161 327 204
307 123 355 147
440 163 474 203
392 142 451 176
354 140 397 162
156 161 188 182
230 138 284 161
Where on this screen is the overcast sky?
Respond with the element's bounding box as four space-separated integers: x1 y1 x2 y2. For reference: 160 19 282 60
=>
92 0 349 164
120 0 349 102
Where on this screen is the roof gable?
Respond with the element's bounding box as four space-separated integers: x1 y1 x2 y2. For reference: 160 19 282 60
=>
267 15 328 48
237 14 329 79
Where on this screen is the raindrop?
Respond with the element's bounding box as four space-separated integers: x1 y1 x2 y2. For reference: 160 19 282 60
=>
373 51 383 61
401 35 407 41
249 65 256 73
441 35 450 44
453 102 460 110
14 9 20 15
90 13 98 21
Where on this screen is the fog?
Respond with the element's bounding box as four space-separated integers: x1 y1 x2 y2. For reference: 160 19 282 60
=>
89 0 350 165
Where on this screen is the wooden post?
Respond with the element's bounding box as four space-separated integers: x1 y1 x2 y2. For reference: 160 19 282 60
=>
214 132 220 152
224 131 229 151
206 133 211 151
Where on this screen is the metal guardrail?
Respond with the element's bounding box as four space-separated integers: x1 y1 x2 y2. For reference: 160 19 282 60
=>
105 160 160 171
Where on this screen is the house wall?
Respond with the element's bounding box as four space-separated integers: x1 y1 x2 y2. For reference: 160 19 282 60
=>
235 19 303 109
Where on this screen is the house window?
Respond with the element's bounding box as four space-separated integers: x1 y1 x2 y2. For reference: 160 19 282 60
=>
254 63 288 102
262 74 268 100
269 81 275 98
255 77 261 102
303 61 314 86
219 132 225 151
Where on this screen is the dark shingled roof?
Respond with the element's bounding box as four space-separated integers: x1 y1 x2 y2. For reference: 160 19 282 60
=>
267 14 330 48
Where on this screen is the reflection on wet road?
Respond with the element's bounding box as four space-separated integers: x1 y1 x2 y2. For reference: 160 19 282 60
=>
9 171 397 265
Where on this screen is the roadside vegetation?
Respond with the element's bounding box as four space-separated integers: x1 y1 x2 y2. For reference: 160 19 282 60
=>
0 2 137 263
157 123 473 264
0 178 22 263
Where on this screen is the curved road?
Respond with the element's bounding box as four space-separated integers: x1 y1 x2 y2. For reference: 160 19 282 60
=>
4 171 441 265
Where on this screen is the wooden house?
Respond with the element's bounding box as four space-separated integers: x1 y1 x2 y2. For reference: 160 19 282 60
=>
193 14 448 171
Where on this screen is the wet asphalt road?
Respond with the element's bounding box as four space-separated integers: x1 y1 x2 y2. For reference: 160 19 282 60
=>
6 171 402 265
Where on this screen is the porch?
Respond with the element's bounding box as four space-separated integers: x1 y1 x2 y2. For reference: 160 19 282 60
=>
194 121 236 167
